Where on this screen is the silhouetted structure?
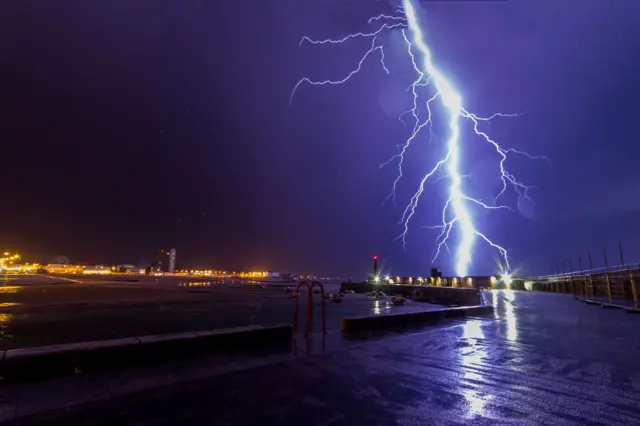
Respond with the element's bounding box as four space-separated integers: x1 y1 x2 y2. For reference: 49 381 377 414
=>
168 248 176 273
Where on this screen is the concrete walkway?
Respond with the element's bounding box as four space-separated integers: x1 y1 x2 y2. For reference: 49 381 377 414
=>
5 290 640 425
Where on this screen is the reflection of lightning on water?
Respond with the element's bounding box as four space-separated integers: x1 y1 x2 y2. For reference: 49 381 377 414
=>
290 0 547 276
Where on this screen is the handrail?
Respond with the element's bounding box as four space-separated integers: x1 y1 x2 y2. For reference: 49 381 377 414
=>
293 280 327 336
310 281 326 335
293 281 310 335
537 263 640 279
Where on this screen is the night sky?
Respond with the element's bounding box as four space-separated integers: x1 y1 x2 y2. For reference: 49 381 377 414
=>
1 0 639 277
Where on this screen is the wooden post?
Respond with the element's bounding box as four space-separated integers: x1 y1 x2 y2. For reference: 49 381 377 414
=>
631 269 639 311
588 251 595 299
294 281 310 335
579 256 586 298
619 243 637 309
569 259 575 295
604 248 612 305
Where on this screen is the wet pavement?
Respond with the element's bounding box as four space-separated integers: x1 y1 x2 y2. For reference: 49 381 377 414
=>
8 290 640 425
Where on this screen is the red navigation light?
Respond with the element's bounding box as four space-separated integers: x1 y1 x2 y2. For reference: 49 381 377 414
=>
373 256 378 260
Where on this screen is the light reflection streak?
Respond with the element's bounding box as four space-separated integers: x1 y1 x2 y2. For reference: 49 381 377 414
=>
457 290 521 418
0 313 12 339
373 300 381 315
503 289 515 302
502 290 518 342
491 290 499 319
491 289 518 341
179 281 213 287
459 319 491 418
462 319 484 340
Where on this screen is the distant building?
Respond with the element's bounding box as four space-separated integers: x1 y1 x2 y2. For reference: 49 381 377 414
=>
115 264 137 273
150 261 163 273
465 276 493 289
370 275 506 289
168 248 176 273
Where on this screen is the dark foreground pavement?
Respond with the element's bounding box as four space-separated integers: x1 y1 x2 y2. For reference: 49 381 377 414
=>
8 290 640 425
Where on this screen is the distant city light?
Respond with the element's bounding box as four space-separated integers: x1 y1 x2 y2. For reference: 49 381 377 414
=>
0 252 21 271
0 253 307 281
83 267 111 275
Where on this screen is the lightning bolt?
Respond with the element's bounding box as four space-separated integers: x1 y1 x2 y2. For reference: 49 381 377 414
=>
290 1 547 277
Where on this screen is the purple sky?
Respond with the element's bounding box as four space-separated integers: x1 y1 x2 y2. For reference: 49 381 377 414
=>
1 0 639 277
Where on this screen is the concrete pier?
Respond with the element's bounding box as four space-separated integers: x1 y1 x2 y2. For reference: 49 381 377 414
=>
339 282 482 306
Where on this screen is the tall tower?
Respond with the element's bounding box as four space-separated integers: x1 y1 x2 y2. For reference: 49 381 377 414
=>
373 255 379 277
168 248 176 273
